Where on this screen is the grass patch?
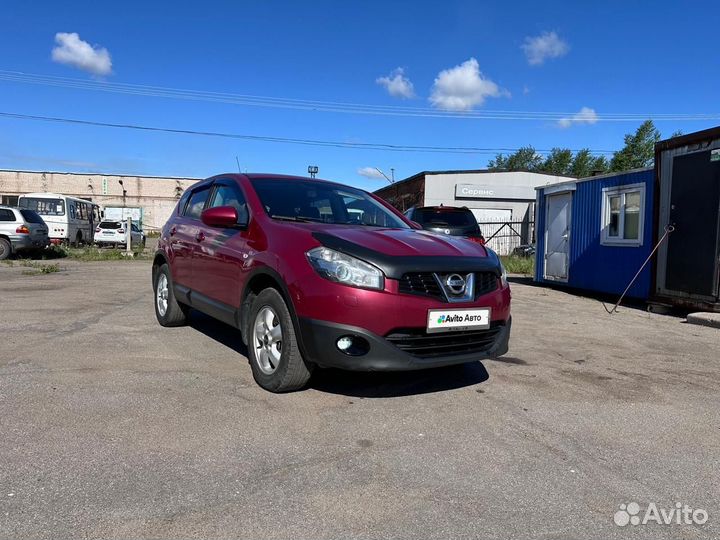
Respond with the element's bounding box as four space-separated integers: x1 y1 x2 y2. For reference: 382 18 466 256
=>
66 247 151 261
20 262 61 275
500 255 535 276
35 245 150 261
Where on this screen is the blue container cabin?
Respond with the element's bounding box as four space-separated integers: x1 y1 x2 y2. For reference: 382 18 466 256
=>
534 168 655 299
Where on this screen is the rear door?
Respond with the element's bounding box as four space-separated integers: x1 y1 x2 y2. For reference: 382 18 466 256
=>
0 208 16 238
172 184 212 289
191 178 250 310
544 192 572 281
665 150 720 298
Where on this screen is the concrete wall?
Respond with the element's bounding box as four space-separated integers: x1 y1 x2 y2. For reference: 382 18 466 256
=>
0 170 199 230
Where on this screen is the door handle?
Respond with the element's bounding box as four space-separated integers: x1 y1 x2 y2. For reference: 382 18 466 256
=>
195 232 205 242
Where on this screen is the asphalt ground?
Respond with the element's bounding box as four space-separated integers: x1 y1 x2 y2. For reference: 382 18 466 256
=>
1 260 718 539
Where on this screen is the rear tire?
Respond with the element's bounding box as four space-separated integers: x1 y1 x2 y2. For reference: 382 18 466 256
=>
0 238 11 260
153 263 189 327
247 288 312 392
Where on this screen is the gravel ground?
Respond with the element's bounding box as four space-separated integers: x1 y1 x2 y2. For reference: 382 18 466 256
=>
0 260 718 539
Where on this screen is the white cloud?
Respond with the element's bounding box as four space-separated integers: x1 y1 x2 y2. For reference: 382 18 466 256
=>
429 58 508 111
357 167 385 179
557 107 598 128
522 31 569 66
376 68 415 99
52 32 112 75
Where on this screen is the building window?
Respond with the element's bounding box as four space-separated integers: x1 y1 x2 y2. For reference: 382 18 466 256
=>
1 195 19 207
601 183 645 246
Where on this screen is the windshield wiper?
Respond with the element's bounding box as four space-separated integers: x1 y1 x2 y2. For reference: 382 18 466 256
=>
271 215 324 223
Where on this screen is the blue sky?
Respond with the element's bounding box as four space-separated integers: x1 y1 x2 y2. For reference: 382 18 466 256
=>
1 0 719 190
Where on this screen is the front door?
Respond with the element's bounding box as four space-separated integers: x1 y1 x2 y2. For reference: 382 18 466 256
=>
544 192 572 281
665 150 720 298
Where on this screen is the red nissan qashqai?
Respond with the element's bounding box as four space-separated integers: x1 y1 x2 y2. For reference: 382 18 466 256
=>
153 174 511 392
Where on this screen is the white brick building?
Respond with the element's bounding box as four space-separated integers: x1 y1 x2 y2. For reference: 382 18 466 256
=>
0 169 199 230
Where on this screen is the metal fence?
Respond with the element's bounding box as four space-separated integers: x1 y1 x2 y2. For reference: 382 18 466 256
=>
477 219 534 256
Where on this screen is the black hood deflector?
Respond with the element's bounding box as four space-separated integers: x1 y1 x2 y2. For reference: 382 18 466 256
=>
312 232 501 280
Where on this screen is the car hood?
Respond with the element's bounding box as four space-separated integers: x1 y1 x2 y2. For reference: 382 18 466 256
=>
307 225 499 279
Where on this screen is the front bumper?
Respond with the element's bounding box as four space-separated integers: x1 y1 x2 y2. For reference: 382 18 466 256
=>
298 316 511 371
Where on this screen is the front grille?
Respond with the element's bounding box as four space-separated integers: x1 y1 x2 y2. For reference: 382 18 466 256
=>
385 323 503 359
398 271 498 301
399 272 443 299
474 272 499 298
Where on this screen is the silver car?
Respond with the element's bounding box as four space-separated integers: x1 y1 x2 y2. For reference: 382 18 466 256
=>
0 205 50 259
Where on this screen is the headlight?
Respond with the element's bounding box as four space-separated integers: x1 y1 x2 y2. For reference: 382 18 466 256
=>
499 260 508 288
306 247 384 290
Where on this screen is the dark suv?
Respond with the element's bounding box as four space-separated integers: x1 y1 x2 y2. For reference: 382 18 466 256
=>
405 206 486 245
153 174 511 392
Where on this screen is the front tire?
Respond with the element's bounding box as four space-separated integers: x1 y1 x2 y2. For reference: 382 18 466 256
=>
247 288 312 392
153 263 189 327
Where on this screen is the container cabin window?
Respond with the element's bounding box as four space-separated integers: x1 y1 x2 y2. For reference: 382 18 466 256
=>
601 183 645 246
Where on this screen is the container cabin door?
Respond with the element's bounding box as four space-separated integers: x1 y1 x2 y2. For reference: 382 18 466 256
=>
544 192 572 282
665 150 720 298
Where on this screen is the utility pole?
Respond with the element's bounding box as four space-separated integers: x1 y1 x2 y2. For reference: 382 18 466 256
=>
118 179 127 207
126 216 133 257
374 167 394 184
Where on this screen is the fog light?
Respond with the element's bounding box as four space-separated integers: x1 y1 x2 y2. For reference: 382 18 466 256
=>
335 335 370 356
337 336 354 351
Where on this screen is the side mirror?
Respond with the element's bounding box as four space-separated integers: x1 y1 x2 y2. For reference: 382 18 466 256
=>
410 220 423 230
201 206 242 228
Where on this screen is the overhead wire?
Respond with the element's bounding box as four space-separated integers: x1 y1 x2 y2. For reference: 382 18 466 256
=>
0 111 617 155
1 70 719 121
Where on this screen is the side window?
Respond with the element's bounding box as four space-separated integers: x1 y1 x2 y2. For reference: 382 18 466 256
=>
209 182 249 224
177 190 191 215
0 209 15 221
185 187 212 219
69 203 76 219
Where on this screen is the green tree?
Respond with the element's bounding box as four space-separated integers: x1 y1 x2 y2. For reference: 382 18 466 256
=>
610 120 661 171
488 146 544 171
591 155 609 174
540 148 573 175
569 149 610 177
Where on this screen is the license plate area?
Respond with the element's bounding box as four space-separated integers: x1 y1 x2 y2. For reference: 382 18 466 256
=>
427 308 491 333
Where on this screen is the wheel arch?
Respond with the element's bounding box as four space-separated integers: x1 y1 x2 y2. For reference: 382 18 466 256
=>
239 267 302 349
152 250 168 283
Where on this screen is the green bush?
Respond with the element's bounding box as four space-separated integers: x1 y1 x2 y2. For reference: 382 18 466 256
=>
500 255 535 276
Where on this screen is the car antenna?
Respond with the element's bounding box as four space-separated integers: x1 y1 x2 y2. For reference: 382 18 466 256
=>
235 156 241 173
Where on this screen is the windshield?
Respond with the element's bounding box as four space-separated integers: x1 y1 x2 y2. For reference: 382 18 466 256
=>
19 197 65 216
250 178 408 228
415 208 478 227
